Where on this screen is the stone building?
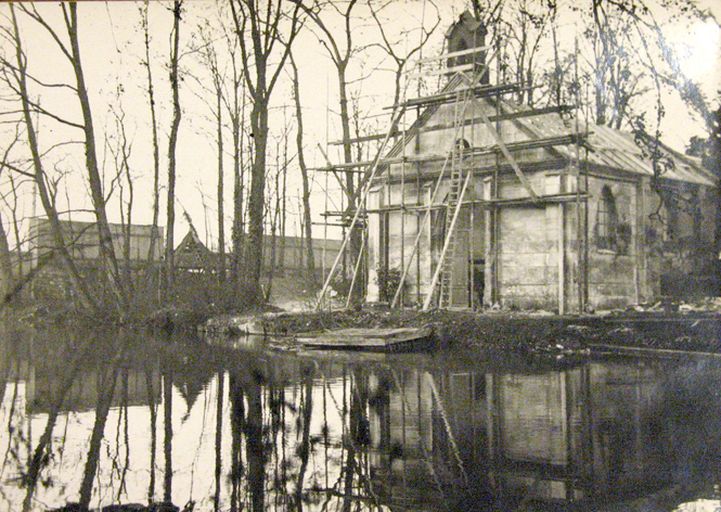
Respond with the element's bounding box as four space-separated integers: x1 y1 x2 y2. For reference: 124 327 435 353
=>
364 12 718 312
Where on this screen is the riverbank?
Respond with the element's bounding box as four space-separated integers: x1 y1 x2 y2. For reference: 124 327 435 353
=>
201 306 721 356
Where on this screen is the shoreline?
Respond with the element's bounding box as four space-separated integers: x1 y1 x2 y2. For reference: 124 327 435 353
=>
200 307 721 357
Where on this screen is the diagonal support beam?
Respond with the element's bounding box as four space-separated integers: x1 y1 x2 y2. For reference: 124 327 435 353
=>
315 107 406 310
477 108 539 202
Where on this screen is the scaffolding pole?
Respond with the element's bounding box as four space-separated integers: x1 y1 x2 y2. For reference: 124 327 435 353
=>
315 107 406 309
389 91 477 308
422 171 472 310
345 230 366 309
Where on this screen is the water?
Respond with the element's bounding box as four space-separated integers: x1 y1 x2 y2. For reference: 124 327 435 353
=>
1 326 720 511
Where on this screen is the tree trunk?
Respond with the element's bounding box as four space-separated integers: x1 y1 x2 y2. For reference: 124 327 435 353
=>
164 0 183 300
231 89 245 290
337 64 364 305
279 152 287 272
66 3 127 313
0 214 14 301
290 56 316 281
216 92 226 281
245 96 268 303
142 1 162 274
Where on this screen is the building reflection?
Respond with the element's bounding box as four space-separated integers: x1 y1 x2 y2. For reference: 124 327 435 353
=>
1 330 719 511
359 359 721 509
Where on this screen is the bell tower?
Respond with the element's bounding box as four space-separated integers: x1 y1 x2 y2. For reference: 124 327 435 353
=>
445 10 489 84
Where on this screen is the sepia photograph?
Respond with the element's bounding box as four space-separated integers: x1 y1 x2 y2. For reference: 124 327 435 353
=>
0 0 720 510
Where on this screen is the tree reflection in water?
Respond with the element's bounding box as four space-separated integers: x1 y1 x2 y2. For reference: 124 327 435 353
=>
0 327 720 511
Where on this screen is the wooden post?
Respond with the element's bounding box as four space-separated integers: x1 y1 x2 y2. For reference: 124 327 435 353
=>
483 176 493 307
558 203 565 315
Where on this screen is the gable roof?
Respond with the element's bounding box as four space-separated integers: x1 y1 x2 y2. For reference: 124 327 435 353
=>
174 229 217 269
382 77 717 188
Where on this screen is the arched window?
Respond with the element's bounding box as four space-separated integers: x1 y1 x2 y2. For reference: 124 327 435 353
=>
455 138 471 151
597 186 618 250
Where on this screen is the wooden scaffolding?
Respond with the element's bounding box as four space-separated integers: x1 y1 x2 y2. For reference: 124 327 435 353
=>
313 35 589 313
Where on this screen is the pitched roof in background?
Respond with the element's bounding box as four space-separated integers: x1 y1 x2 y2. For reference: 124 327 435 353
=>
174 229 217 270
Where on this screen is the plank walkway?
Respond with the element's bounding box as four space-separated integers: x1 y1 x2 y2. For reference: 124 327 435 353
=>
296 326 433 352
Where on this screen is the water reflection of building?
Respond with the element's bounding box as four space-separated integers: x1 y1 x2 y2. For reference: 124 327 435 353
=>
26 365 161 414
363 360 710 508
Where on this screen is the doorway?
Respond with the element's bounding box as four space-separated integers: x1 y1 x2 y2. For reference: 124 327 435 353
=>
469 258 485 309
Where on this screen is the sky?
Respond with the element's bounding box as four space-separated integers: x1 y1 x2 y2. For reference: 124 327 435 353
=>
1 0 720 251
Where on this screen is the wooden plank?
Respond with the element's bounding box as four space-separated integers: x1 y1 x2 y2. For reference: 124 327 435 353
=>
412 44 492 65
386 83 520 110
590 343 721 359
406 62 476 79
328 105 574 146
297 326 432 350
318 134 585 171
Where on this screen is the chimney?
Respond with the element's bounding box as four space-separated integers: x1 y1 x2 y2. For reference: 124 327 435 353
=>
445 10 489 84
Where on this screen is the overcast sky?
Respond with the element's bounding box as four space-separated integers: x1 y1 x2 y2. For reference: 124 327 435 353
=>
1 0 720 250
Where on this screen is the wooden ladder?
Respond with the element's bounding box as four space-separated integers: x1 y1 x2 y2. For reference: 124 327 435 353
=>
423 87 474 310
438 89 469 308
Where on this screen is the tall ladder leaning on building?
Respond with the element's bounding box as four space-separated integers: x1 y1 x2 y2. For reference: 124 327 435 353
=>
389 46 497 309
422 57 492 310
431 86 473 309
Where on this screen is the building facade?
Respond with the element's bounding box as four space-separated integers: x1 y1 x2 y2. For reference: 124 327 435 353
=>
365 14 718 312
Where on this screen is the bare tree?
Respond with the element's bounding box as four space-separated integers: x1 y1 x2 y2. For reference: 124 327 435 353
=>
4 3 99 312
196 20 227 280
503 0 555 106
293 0 365 302
13 2 130 311
164 0 183 300
108 104 135 292
0 125 23 298
212 14 249 292
229 0 303 304
368 0 440 113
289 52 316 281
140 1 162 268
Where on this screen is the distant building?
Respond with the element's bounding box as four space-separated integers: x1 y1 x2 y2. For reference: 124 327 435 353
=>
28 217 164 300
174 228 342 274
29 217 164 264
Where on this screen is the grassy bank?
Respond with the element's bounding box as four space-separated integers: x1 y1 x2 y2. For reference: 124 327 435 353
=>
204 307 721 356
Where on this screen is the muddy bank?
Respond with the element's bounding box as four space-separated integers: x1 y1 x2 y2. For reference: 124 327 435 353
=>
201 307 721 356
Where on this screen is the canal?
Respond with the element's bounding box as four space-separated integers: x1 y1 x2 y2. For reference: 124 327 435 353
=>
0 326 720 511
